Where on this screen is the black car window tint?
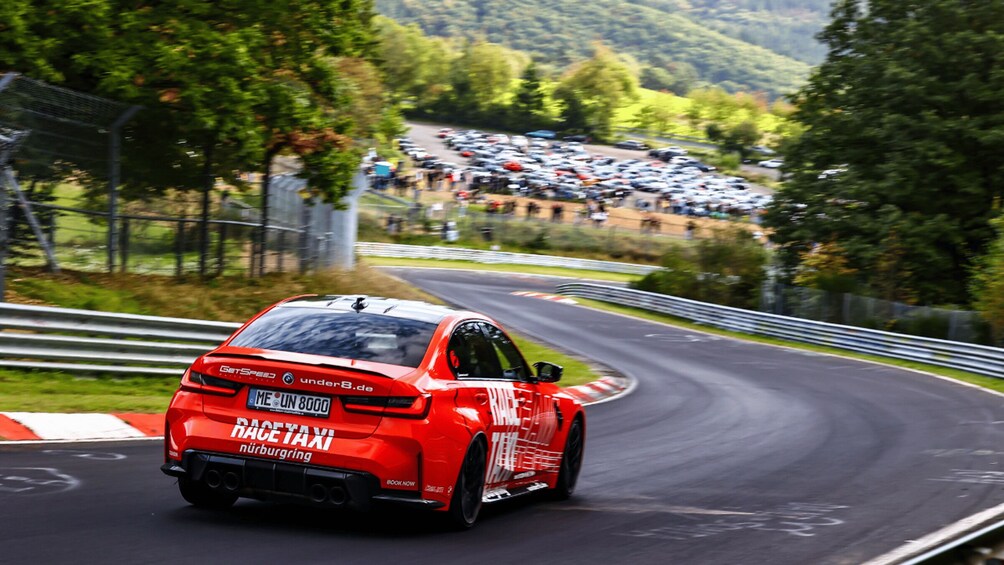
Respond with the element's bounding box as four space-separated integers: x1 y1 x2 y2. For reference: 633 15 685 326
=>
448 322 503 379
447 324 476 378
481 323 526 380
228 308 436 368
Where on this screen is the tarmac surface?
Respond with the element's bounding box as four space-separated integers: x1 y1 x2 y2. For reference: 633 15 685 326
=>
1 268 1002 564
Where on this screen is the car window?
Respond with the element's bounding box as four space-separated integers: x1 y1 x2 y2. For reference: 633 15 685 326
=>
227 308 436 367
480 323 527 380
447 322 503 379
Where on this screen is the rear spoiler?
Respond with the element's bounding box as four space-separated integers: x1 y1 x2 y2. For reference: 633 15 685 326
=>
203 352 393 379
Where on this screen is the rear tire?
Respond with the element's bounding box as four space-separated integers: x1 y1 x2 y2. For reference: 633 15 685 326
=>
446 438 487 530
552 417 584 500
178 477 238 509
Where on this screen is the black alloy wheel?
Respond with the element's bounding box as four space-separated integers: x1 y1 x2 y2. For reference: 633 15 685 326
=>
447 438 487 529
553 417 584 500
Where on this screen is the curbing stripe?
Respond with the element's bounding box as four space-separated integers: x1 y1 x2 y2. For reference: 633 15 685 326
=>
113 413 164 437
0 377 632 442
3 412 147 440
0 414 41 440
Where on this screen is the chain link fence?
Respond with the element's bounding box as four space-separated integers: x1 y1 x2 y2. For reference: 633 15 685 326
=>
761 283 990 345
0 75 364 282
358 192 679 264
6 182 362 277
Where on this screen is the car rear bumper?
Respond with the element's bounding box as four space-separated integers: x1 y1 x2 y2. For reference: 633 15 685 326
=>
162 450 444 511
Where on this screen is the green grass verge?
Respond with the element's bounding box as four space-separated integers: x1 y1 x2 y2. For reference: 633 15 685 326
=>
510 334 597 388
363 256 642 284
572 297 1004 394
0 370 180 414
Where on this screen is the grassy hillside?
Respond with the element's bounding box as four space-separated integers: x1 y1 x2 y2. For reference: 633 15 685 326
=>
376 0 825 96
680 0 831 64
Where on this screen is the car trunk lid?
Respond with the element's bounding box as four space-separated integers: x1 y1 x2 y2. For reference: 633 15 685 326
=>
197 348 415 440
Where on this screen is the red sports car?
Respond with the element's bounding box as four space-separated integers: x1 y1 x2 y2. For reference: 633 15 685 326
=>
161 295 585 528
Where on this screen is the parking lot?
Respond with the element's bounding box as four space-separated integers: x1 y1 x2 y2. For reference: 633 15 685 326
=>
369 123 774 240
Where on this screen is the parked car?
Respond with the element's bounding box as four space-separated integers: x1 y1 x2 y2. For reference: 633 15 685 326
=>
525 130 557 139
162 295 586 529
649 146 687 159
563 134 590 143
758 159 784 169
614 140 650 150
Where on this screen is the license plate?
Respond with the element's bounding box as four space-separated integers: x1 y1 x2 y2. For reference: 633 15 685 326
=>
246 388 331 418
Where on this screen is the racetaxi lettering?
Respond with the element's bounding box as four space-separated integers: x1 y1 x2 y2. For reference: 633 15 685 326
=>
487 384 520 427
230 418 334 451
487 431 519 484
219 366 276 380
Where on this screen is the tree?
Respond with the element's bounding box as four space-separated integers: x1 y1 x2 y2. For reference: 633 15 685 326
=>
633 225 768 309
3 0 391 276
971 214 1004 345
445 41 520 124
510 63 548 129
792 242 859 294
765 0 1004 305
557 44 638 141
635 104 673 134
665 61 699 95
554 86 589 134
639 66 675 92
374 18 452 103
706 120 760 159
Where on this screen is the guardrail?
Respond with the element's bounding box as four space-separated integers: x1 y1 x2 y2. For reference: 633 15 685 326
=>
355 242 659 276
5 280 1001 381
555 283 1004 379
0 303 240 375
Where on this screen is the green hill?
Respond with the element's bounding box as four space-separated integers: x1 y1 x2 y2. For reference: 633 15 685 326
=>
375 0 831 97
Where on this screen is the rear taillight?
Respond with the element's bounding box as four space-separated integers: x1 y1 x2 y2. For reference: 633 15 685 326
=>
180 370 243 396
341 394 431 419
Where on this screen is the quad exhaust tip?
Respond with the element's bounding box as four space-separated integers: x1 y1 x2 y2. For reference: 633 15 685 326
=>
329 486 348 506
205 469 222 489
309 484 328 503
223 472 240 492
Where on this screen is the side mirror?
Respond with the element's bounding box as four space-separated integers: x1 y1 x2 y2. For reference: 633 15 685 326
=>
533 361 563 383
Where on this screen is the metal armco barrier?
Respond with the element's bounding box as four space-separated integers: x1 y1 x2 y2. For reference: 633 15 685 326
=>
4 283 1001 379
0 303 240 375
556 283 1004 379
355 242 659 276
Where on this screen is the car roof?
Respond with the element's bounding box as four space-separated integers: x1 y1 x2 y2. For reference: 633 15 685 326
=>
280 295 461 325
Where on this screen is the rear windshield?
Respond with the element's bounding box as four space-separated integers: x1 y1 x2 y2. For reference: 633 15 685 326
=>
228 308 438 368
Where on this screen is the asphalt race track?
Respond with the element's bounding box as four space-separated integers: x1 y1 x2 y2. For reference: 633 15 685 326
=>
2 268 1003 564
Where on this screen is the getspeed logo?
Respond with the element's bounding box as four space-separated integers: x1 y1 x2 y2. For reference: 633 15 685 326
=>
219 366 276 380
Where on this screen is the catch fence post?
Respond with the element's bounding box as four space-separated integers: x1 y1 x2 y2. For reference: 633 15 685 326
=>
175 220 185 277
119 217 129 272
